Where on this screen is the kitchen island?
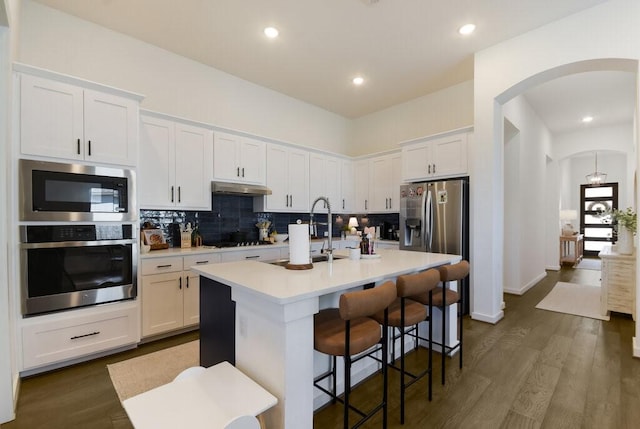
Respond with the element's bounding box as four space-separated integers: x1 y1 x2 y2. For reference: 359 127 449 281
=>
192 248 461 429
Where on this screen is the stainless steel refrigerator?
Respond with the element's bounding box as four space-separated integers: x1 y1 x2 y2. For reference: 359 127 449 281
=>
400 178 469 313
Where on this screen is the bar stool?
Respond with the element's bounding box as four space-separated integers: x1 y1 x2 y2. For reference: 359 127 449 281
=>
313 281 397 429
433 260 469 385
371 268 440 424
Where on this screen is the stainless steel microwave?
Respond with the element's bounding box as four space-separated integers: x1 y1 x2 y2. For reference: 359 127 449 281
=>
19 159 136 222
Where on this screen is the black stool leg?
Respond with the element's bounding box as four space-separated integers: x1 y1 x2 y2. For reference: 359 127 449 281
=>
441 289 447 385
400 299 406 424
332 355 337 404
428 290 433 401
459 302 463 369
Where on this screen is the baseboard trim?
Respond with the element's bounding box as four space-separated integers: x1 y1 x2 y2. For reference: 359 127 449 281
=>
546 264 561 271
471 310 504 324
504 271 547 296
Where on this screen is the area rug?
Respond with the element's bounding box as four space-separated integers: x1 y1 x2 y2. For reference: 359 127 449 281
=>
536 282 609 321
107 340 199 401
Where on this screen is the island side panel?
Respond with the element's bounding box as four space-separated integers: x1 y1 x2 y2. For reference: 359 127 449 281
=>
200 277 235 367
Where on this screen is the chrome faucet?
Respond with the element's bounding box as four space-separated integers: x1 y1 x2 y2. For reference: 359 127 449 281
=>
310 196 333 263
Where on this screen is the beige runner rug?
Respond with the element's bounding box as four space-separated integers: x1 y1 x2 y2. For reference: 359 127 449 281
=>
536 282 609 321
107 340 199 401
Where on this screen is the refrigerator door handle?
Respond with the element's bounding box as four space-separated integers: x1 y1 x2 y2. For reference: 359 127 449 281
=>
425 189 433 252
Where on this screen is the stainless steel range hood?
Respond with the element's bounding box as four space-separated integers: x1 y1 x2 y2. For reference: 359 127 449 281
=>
211 181 272 196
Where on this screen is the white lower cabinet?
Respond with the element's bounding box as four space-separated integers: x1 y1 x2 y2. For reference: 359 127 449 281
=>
21 301 139 371
140 253 220 337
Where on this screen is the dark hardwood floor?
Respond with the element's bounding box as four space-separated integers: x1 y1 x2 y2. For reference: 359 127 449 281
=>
3 264 640 428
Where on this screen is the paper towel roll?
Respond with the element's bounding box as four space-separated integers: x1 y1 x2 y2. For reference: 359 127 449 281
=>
288 224 310 265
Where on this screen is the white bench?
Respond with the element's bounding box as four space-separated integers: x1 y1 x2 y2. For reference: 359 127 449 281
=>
122 361 277 429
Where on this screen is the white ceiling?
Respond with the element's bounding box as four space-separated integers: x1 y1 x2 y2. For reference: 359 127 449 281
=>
31 0 612 120
523 71 637 135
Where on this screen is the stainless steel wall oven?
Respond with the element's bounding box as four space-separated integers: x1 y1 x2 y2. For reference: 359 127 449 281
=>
20 224 137 316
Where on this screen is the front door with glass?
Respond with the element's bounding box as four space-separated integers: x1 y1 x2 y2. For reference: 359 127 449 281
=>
580 183 618 257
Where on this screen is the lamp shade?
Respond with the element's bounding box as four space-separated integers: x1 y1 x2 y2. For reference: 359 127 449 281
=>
559 210 577 221
348 217 359 228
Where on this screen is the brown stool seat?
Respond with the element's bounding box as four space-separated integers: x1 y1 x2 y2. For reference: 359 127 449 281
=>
372 298 427 327
431 288 460 307
314 309 383 356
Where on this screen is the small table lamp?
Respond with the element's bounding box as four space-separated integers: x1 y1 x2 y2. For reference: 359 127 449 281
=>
348 217 359 234
560 210 577 236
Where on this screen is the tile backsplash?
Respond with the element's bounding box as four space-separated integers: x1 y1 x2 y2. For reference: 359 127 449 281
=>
140 195 399 246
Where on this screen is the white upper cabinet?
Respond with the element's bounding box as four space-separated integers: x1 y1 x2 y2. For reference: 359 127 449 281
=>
354 160 370 213
139 114 213 210
213 132 266 185
354 152 402 214
401 131 469 182
309 153 341 214
369 153 402 213
340 160 355 213
20 73 139 166
255 144 309 212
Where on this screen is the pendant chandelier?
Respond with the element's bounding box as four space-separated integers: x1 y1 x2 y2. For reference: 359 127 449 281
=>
585 152 607 186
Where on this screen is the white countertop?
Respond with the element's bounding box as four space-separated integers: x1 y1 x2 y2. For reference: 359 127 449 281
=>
191 248 460 305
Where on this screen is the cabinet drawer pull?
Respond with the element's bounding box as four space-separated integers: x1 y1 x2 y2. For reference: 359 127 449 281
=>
156 264 172 268
428 164 431 174
77 138 81 155
245 255 260 259
70 331 100 340
433 163 436 174
237 167 240 177
195 260 209 265
186 277 189 288
343 199 345 210
179 277 182 289
178 186 181 203
171 186 175 202
88 140 92 156
242 167 245 177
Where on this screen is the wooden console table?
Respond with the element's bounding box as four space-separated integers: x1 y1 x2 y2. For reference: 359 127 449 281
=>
599 245 636 320
559 234 584 267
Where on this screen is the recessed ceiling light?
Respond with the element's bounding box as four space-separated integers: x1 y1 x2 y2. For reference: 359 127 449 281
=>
264 27 279 39
582 116 594 123
352 76 364 86
458 24 476 35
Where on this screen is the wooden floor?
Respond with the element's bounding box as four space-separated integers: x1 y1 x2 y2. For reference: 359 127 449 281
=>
3 264 640 428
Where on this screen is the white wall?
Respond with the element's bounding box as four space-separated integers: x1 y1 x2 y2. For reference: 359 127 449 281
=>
349 80 474 155
18 0 351 155
1 0 21 423
554 123 634 209
472 0 640 324
502 95 551 294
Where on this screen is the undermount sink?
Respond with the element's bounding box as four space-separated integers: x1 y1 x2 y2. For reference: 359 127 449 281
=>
268 254 347 267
